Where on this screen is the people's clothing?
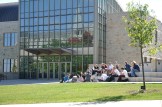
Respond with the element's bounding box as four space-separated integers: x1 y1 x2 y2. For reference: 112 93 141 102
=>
114 69 120 76
108 64 114 70
125 64 131 72
78 76 84 82
122 70 128 78
92 70 98 75
130 63 140 77
60 73 65 83
130 68 138 77
93 66 99 70
64 75 69 82
91 73 98 82
105 74 115 82
100 73 108 81
72 76 78 82
117 69 128 82
85 73 91 82
133 64 140 72
117 75 125 82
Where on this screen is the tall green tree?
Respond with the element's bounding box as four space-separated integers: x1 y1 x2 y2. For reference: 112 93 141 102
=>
123 2 158 90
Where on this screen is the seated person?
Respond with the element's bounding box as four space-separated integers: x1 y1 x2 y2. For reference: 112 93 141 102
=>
78 74 84 82
111 67 120 77
117 68 129 82
92 64 100 75
85 71 91 82
72 74 78 82
63 73 69 82
125 61 131 72
98 73 108 82
91 72 98 82
130 61 140 77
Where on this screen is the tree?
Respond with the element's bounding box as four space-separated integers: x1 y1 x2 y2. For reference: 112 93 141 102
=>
83 31 93 47
123 2 158 90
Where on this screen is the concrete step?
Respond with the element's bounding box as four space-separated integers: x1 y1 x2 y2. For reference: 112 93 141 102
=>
128 77 162 82
136 72 162 78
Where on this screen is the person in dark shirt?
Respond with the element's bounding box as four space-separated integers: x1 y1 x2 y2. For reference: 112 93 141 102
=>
125 61 131 72
130 61 140 77
92 64 99 75
60 72 65 83
85 71 91 82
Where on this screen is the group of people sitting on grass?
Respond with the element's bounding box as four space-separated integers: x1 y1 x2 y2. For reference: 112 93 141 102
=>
60 61 140 83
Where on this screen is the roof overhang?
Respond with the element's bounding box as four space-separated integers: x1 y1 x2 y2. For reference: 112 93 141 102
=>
24 48 73 55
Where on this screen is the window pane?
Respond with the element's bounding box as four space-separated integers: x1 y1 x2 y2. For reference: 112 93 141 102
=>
15 33 17 45
44 0 49 11
3 59 10 72
67 0 72 8
11 33 15 46
55 0 60 10
4 33 7 46
61 0 66 9
11 59 14 72
33 0 38 12
50 0 54 10
39 0 43 11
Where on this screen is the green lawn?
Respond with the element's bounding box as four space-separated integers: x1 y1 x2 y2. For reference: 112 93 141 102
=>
0 83 162 104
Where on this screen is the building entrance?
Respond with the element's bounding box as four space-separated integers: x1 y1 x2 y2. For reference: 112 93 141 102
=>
38 62 72 79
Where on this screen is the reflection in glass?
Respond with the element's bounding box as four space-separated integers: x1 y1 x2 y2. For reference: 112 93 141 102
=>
20 0 97 78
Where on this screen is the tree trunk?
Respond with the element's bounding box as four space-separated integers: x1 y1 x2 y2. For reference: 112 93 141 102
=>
140 46 146 90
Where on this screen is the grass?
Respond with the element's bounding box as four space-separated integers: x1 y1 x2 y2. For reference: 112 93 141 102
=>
0 83 162 104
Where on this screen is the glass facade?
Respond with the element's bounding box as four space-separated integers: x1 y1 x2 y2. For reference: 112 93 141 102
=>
19 0 122 79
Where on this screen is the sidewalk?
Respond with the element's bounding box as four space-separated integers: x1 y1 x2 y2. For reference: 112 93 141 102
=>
0 100 162 107
0 79 59 85
1 79 162 86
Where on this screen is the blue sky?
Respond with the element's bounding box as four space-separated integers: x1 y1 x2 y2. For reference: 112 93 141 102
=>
0 0 162 22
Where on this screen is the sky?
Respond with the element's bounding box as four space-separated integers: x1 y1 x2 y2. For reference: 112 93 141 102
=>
0 0 162 22
116 0 162 22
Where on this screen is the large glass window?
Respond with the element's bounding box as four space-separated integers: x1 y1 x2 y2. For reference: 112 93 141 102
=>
20 0 95 78
4 33 17 47
3 59 17 72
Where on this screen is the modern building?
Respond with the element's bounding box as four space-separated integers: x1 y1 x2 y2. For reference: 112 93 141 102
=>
0 2 19 79
19 0 123 79
1 0 161 80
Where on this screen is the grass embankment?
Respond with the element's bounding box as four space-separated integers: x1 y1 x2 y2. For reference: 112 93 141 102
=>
0 83 162 104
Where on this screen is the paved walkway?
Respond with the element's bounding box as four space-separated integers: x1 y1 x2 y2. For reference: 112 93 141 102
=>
0 100 162 107
0 79 59 85
1 79 162 86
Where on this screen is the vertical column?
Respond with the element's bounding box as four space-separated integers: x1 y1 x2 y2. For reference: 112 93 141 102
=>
36 55 39 79
93 0 99 64
53 62 55 79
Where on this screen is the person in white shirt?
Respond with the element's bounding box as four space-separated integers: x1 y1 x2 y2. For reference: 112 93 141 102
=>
101 73 108 81
122 69 129 78
98 73 108 82
117 68 129 82
111 67 120 76
108 62 114 71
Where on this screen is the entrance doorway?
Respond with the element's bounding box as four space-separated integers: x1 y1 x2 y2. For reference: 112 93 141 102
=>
38 62 71 79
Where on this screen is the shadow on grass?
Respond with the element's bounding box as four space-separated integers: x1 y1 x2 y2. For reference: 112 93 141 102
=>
94 95 125 102
73 95 125 106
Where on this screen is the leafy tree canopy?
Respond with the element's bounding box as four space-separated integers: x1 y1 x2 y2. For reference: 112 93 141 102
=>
123 2 157 51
